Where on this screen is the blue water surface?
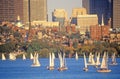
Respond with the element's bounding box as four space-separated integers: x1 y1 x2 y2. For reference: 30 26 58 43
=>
0 58 120 79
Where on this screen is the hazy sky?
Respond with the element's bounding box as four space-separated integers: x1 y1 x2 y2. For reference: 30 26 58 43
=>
47 0 82 21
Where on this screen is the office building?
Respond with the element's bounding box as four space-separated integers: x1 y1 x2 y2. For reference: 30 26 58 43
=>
82 0 110 25
112 0 120 28
52 9 68 29
0 0 47 24
0 0 23 22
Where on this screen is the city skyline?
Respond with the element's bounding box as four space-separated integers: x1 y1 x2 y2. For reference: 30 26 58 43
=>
47 0 82 21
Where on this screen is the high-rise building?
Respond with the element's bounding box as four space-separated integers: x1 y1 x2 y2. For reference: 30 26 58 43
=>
23 0 47 24
0 0 47 24
112 0 120 28
0 0 23 22
52 9 68 29
82 0 110 25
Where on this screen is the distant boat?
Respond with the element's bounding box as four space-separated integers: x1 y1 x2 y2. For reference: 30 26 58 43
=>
95 53 101 67
47 52 55 70
83 53 88 71
2 53 6 60
30 53 33 60
31 53 40 67
22 53 26 60
9 53 16 60
58 52 68 71
88 52 92 63
110 52 118 65
75 52 78 60
97 52 111 72
88 53 96 65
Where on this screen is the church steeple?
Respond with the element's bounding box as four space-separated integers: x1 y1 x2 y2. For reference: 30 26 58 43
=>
101 14 104 26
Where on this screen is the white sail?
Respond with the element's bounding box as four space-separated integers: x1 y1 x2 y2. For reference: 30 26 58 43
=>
30 53 33 60
51 52 55 66
88 52 92 63
22 53 26 60
75 52 78 60
100 52 107 69
110 52 117 65
96 53 101 65
84 53 87 68
2 53 6 60
9 53 16 60
31 53 40 67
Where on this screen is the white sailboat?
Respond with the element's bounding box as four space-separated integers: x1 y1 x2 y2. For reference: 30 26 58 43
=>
97 52 111 72
9 53 16 60
58 52 68 71
75 52 78 60
31 53 40 67
95 53 101 67
83 53 88 71
47 52 55 70
30 53 33 60
88 54 96 65
2 53 6 60
88 52 92 63
110 52 117 65
22 53 26 60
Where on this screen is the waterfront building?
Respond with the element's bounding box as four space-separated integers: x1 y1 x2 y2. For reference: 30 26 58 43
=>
77 14 98 34
71 8 87 25
52 9 68 31
0 0 23 22
0 0 47 24
112 0 120 28
90 25 110 40
82 0 110 25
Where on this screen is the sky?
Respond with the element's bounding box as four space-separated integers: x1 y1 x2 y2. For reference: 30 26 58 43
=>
47 0 82 21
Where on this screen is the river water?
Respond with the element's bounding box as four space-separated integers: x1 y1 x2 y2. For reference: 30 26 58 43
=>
0 58 120 79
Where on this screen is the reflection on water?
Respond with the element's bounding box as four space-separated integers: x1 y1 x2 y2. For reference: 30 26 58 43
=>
0 58 120 79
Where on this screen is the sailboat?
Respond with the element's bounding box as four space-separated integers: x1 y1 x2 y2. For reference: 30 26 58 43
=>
22 53 26 60
9 53 16 60
31 52 40 67
88 53 96 65
83 53 88 71
58 52 68 71
30 53 33 60
97 52 111 72
47 52 55 70
95 53 101 67
2 53 6 60
75 52 78 60
110 52 117 65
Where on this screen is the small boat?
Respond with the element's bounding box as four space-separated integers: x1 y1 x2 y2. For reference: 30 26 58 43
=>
2 53 6 60
58 52 68 71
83 53 88 71
109 52 118 65
95 53 101 67
22 53 26 60
31 52 40 67
97 52 111 72
9 53 16 60
47 52 55 70
75 52 78 60
30 53 33 60
88 53 96 65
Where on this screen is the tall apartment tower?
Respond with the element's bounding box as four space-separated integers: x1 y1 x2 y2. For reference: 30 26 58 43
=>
23 0 47 23
82 0 110 25
0 0 47 23
112 0 120 28
0 0 23 22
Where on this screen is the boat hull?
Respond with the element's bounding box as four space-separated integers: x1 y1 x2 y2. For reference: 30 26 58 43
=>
47 66 54 70
97 69 111 72
58 67 68 71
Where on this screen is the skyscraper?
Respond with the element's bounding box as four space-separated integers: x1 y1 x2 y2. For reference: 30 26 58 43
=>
0 0 47 23
82 0 110 25
0 0 23 22
112 0 120 28
23 0 47 24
